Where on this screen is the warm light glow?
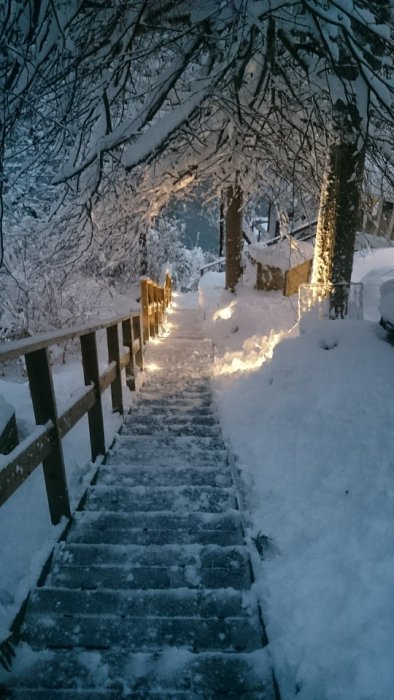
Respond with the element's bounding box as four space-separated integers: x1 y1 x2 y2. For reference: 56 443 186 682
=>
213 331 284 376
145 362 161 372
165 322 175 331
213 301 235 321
166 307 175 315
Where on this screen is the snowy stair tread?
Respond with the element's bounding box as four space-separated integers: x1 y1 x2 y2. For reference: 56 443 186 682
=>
83 484 236 512
6 649 274 698
5 306 273 698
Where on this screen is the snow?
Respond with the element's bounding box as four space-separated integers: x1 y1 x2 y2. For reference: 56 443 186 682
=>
0 395 14 433
379 279 394 324
2 245 394 697
248 237 313 271
198 246 394 700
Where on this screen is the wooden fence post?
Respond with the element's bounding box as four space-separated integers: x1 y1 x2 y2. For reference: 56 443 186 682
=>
165 273 172 306
133 315 144 370
25 348 71 524
106 324 123 414
140 278 150 343
148 281 156 338
122 317 135 390
80 332 106 461
153 284 160 335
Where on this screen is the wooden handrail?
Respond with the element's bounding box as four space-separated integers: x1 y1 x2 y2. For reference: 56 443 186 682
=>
140 274 172 343
0 311 141 363
0 275 172 524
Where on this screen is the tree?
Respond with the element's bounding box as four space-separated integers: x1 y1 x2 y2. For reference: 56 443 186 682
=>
225 181 243 292
2 1 393 309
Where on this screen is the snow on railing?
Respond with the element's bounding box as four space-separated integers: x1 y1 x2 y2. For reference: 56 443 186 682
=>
0 274 172 525
199 257 226 276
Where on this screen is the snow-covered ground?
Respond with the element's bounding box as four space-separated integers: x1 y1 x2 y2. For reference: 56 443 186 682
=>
199 245 394 700
1 243 394 699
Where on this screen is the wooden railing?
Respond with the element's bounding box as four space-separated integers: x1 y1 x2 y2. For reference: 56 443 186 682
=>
141 273 172 342
0 275 171 525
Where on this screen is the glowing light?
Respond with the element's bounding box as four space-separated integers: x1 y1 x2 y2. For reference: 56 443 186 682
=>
213 302 235 321
213 331 284 376
166 307 175 315
145 362 161 372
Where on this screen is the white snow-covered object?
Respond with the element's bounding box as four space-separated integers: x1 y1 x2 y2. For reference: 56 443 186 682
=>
248 237 313 272
379 279 394 326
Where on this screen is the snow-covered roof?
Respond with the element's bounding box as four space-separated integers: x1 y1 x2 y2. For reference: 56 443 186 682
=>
248 237 313 271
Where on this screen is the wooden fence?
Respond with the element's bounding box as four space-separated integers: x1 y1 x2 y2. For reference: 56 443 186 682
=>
140 273 172 342
0 276 171 525
283 258 313 297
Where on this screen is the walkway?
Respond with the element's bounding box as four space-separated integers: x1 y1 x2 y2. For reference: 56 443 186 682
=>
4 302 275 698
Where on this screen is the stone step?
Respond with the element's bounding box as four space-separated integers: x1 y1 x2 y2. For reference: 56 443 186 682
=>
28 586 253 619
83 485 236 514
22 613 262 653
96 465 232 488
4 649 274 698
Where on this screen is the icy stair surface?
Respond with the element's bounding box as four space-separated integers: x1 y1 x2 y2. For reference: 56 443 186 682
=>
4 304 275 698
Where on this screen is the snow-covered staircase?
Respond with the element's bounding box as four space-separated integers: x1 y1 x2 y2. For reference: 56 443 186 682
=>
5 305 275 698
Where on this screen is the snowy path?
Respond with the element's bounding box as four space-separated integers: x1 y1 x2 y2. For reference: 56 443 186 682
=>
3 305 274 698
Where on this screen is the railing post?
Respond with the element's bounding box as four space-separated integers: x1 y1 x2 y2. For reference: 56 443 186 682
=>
25 348 71 524
153 284 160 335
80 332 106 461
140 278 150 343
165 272 172 306
148 281 156 338
132 315 144 370
160 287 165 324
122 317 135 390
106 324 123 414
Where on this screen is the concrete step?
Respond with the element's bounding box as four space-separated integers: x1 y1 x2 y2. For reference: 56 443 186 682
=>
123 414 219 427
83 484 236 514
107 435 227 468
23 613 262 653
48 542 251 591
96 464 232 488
5 649 274 698
67 510 244 547
28 586 253 619
131 404 217 417
133 396 213 409
120 423 221 438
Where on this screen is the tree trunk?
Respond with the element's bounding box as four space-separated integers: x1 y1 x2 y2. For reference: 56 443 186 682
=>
312 115 365 317
219 192 225 258
312 138 365 288
225 182 243 292
139 228 148 276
